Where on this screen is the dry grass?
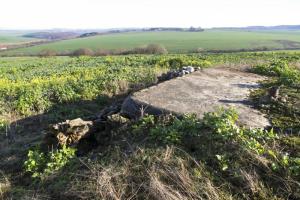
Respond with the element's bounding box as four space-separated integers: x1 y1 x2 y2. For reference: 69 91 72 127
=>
294 61 300 70
240 170 279 200
148 148 230 200
66 147 232 200
76 167 128 200
148 164 226 200
117 80 130 94
0 171 10 199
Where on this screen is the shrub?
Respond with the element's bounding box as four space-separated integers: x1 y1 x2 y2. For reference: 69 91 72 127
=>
252 60 300 88
39 49 57 57
94 49 112 56
145 44 168 54
166 58 184 69
156 55 211 69
193 47 205 53
72 48 94 56
252 60 290 76
131 44 168 55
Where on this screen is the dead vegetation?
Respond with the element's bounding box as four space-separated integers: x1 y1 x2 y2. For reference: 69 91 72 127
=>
61 44 168 57
66 147 233 200
0 171 10 199
2 106 299 200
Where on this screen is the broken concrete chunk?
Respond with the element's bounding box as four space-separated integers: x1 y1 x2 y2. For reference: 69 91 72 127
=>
186 66 195 73
107 114 130 126
43 118 93 148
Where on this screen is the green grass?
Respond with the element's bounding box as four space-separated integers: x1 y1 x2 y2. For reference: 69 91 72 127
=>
250 60 300 133
2 30 300 55
0 32 35 45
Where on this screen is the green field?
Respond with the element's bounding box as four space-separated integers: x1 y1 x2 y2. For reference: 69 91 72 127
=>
0 31 35 45
2 30 300 56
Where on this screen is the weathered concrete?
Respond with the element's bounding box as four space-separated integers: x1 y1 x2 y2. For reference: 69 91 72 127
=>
121 68 270 128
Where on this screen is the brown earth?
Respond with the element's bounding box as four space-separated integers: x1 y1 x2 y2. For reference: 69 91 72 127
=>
122 68 270 128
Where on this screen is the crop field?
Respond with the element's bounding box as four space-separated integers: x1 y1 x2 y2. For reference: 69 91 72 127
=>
0 32 35 45
0 56 163 117
2 30 300 56
0 52 297 117
0 52 299 199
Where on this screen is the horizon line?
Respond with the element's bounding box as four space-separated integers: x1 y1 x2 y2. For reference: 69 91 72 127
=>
1 24 300 31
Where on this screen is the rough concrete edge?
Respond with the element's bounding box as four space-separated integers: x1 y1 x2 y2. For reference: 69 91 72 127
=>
134 72 200 98
121 95 181 119
121 95 271 129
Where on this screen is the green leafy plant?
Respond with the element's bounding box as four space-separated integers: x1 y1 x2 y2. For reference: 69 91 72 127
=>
24 146 76 178
0 119 9 134
216 154 229 171
252 60 300 88
149 114 201 144
132 114 155 133
252 60 289 76
203 108 299 176
24 149 46 178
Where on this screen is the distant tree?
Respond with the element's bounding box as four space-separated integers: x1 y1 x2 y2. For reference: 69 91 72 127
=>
189 26 196 32
39 49 57 57
193 47 205 53
145 44 168 54
129 44 168 55
79 32 99 38
188 26 204 32
72 48 94 56
94 49 112 56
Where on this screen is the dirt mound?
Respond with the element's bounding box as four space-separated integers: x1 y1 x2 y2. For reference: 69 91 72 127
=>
122 68 270 128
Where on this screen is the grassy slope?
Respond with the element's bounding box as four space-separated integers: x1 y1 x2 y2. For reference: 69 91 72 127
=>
0 53 299 199
2 30 300 55
0 32 35 45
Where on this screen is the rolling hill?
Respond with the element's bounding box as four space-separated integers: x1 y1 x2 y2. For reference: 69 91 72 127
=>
2 30 300 55
0 31 36 45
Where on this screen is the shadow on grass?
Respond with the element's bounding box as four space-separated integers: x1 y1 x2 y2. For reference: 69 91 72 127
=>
0 93 128 190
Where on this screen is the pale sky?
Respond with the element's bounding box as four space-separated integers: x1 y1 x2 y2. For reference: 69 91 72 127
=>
1 0 299 29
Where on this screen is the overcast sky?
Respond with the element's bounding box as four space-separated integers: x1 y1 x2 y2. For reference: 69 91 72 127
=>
1 0 299 29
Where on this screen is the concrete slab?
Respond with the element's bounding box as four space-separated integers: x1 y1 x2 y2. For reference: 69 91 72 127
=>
121 68 270 128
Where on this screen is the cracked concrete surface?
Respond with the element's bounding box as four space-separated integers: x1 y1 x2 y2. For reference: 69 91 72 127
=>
122 68 270 128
